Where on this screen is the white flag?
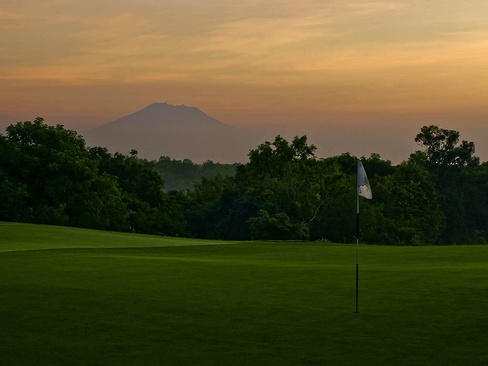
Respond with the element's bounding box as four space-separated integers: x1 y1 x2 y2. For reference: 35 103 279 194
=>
357 161 372 199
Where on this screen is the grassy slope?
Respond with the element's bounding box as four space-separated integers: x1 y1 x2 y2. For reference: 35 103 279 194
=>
1 223 487 365
0 222 237 252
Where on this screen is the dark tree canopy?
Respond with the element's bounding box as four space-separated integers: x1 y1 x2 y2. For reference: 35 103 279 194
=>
1 119 486 245
244 135 325 240
414 125 479 168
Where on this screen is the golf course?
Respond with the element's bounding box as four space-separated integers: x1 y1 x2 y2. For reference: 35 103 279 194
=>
1 222 487 365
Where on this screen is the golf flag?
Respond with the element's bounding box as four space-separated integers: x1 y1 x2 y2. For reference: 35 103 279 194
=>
357 161 372 200
355 160 371 313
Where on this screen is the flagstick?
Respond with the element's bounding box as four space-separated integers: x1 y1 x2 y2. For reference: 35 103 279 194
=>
356 160 371 314
355 187 360 313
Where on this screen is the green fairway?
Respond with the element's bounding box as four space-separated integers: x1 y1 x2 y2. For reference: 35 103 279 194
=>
1 223 487 365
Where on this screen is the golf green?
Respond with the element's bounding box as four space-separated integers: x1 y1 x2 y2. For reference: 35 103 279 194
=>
1 223 487 365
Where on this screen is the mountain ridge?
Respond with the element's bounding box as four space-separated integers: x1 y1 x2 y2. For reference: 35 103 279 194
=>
84 103 258 163
106 103 229 128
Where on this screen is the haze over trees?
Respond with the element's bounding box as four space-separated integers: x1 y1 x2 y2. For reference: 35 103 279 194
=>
1 118 487 244
154 156 237 191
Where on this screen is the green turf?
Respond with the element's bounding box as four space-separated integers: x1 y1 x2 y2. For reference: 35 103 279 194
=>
0 222 240 252
1 223 487 365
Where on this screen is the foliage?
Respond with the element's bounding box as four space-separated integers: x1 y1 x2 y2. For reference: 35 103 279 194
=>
242 135 326 240
186 175 251 240
154 156 237 191
414 125 479 169
249 210 309 240
1 118 115 226
374 161 444 244
411 125 483 243
0 119 183 234
1 118 487 244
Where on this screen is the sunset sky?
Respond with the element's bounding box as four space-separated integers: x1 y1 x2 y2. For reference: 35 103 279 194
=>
1 0 487 162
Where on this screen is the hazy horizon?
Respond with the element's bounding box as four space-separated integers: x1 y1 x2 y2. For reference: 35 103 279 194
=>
1 1 487 163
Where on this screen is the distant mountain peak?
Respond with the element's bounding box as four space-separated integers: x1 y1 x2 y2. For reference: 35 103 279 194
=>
132 102 201 115
84 102 259 163
144 102 194 110
105 102 225 128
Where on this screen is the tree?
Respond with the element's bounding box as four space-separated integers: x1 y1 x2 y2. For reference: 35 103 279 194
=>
249 210 308 240
154 156 237 192
244 135 326 240
414 125 479 169
89 148 167 234
311 155 359 243
155 156 201 191
374 162 444 244
186 175 251 240
411 125 480 243
311 154 392 244
0 135 29 221
461 163 488 243
0 119 130 229
3 118 97 225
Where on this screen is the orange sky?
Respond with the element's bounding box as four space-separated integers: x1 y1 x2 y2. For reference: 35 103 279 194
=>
1 0 487 162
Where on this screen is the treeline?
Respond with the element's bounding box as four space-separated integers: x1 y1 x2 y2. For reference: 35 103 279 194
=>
154 157 237 191
1 118 487 244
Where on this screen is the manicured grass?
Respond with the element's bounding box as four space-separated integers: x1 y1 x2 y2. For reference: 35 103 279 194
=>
0 222 237 252
1 223 487 365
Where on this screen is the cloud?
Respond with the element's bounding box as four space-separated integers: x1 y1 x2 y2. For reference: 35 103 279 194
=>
192 16 328 60
1 0 488 133
344 0 409 15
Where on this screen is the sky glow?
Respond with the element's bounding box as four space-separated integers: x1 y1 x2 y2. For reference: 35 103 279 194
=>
1 0 487 161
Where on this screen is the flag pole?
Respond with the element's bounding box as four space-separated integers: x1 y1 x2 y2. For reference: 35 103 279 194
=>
356 159 371 314
355 173 360 313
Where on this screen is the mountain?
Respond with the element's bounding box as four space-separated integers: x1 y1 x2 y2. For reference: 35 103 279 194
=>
84 103 259 163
